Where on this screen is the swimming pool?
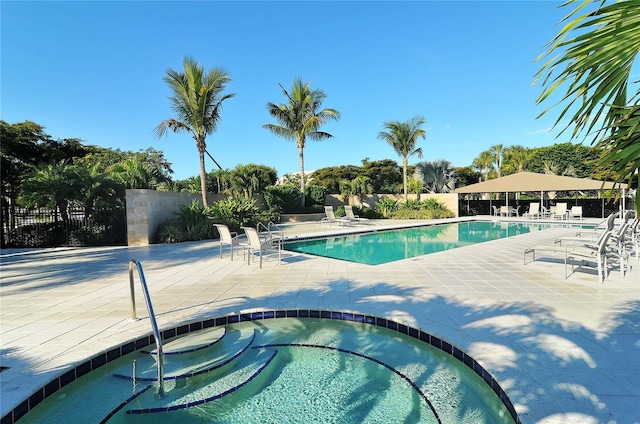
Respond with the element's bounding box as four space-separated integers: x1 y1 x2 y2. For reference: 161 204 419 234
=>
18 315 517 423
284 221 593 265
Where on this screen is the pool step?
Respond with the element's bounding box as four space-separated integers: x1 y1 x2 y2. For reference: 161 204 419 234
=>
146 326 226 356
112 327 256 381
123 348 278 415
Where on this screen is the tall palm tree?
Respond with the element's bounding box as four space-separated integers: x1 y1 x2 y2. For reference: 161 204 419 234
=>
378 116 426 200
502 145 530 174
536 0 640 208
263 77 341 207
155 57 235 207
472 150 494 181
490 144 504 177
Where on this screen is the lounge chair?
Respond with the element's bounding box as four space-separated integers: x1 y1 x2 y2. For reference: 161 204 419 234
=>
552 203 568 220
523 202 540 219
322 206 351 227
213 224 243 260
568 206 583 220
566 231 614 283
344 205 370 225
240 226 281 268
524 231 614 283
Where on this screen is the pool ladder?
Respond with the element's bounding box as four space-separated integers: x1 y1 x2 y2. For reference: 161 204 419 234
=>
128 259 165 398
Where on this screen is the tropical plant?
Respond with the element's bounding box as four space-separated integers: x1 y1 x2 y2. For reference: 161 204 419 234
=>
490 144 504 177
263 77 341 207
502 145 531 174
20 160 81 224
414 159 456 193
154 57 235 207
229 164 277 198
205 195 260 231
536 0 640 207
407 177 424 195
229 164 260 198
472 150 494 181
375 197 399 218
377 116 426 200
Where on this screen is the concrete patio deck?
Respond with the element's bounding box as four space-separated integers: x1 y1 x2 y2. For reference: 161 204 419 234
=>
1 217 638 423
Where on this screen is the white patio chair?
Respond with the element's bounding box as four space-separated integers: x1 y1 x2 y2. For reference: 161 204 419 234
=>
322 206 351 227
344 205 370 225
552 203 568 220
213 224 243 260
523 202 539 219
568 206 583 220
240 226 281 268
565 231 614 284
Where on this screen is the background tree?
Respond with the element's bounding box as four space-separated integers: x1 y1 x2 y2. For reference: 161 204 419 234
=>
361 159 403 194
527 143 599 178
229 164 277 198
310 164 361 194
377 116 426 200
490 144 504 177
472 150 494 181
155 57 235 207
502 145 530 175
536 0 640 205
454 166 483 188
263 77 341 207
20 160 81 225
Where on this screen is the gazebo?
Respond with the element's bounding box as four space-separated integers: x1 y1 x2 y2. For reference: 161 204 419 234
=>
454 172 628 218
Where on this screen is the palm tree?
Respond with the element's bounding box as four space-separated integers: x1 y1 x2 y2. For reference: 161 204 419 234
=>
21 160 80 224
414 159 456 193
536 0 640 208
377 116 426 200
502 145 530 174
490 144 504 177
263 77 341 207
472 150 494 181
155 57 235 207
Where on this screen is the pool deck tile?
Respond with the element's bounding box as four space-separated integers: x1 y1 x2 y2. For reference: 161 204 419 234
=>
1 216 638 423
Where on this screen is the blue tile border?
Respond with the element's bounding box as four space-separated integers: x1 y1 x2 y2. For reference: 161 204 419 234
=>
3 309 520 424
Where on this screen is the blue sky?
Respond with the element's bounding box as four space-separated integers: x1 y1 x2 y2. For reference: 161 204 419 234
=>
2 1 573 181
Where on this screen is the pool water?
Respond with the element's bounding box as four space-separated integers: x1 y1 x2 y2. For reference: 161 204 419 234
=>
284 221 593 265
22 318 514 423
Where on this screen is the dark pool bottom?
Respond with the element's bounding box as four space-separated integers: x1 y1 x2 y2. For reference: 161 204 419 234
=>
4 310 521 424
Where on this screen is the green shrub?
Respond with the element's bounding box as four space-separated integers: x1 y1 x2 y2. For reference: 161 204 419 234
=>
176 201 215 240
205 195 260 232
375 198 399 218
305 184 328 207
158 220 186 243
264 184 302 213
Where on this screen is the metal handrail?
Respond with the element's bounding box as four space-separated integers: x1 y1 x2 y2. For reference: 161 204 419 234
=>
128 259 165 398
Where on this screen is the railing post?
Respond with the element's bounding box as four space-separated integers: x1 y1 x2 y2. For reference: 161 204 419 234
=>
128 260 137 320
129 259 164 398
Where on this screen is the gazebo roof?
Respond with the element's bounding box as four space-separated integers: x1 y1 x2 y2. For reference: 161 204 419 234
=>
453 172 627 193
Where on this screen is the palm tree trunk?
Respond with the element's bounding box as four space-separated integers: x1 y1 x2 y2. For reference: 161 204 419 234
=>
298 145 306 208
403 157 408 201
198 149 209 208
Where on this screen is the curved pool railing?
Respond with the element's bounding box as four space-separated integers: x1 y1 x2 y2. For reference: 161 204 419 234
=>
4 309 521 424
128 259 164 398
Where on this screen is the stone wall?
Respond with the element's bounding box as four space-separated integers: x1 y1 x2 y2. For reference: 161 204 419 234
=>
326 193 459 216
125 190 226 246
